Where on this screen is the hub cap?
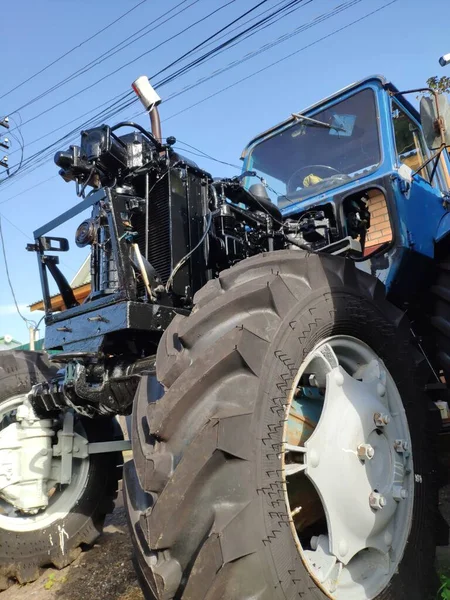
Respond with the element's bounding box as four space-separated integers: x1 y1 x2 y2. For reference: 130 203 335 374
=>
282 337 414 599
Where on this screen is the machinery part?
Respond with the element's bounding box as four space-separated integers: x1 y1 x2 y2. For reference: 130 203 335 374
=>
0 397 54 512
125 251 438 600
0 351 122 590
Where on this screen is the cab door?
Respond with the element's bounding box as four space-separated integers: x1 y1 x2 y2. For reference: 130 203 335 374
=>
390 100 446 258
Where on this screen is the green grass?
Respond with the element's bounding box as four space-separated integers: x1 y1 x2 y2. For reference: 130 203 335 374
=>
439 574 450 599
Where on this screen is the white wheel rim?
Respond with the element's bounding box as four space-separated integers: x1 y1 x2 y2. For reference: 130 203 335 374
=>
0 394 90 532
282 336 414 600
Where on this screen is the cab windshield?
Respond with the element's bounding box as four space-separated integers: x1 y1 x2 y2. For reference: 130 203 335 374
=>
243 88 381 208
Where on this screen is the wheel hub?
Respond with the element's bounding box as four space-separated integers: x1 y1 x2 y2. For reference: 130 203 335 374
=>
283 337 414 599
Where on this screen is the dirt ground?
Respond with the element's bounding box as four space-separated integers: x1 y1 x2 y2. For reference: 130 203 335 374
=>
3 483 450 600
2 485 144 600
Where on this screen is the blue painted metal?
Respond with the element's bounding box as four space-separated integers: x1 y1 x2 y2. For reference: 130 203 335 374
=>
286 389 323 447
241 75 450 297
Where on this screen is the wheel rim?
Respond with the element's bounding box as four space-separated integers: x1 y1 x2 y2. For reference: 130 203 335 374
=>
0 394 90 532
282 336 414 600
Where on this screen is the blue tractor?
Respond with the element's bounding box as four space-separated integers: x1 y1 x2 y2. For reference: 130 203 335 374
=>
0 74 449 599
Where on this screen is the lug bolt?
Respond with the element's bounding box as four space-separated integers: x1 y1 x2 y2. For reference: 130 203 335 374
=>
357 443 375 461
374 412 391 427
394 439 406 453
310 536 319 551
393 485 408 501
369 491 387 510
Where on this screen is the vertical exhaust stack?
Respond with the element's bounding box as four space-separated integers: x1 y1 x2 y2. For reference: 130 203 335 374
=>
132 76 162 142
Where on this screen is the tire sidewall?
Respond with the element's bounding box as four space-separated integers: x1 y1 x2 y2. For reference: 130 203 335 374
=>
254 288 434 600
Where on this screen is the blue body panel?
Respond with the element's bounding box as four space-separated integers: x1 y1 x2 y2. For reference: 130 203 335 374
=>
242 76 450 297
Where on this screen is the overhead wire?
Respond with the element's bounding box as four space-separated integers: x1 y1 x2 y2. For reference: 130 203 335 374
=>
162 0 361 104
0 0 149 102
164 0 398 121
7 0 239 133
0 215 37 327
1 0 293 183
4 0 306 179
2 0 358 180
9 0 199 115
1 0 396 198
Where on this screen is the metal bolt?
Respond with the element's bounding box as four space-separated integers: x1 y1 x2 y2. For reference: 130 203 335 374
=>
374 412 391 427
74 446 79 454
394 439 406 453
393 485 408 501
357 443 375 461
369 491 387 510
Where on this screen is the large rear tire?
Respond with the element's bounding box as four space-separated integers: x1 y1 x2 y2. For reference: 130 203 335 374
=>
125 251 438 600
0 351 122 589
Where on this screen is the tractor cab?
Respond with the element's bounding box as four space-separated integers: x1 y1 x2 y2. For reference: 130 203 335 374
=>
241 76 450 271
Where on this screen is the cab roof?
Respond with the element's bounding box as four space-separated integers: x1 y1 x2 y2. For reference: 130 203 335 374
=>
241 75 419 159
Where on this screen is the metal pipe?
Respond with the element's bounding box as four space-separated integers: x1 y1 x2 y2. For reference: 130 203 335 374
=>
150 107 162 143
145 172 149 259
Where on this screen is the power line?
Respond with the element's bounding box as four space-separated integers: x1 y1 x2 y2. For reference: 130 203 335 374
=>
153 0 307 88
0 0 393 196
163 0 360 105
0 0 148 102
1 0 358 180
3 0 304 179
0 214 37 327
0 211 30 239
164 0 398 121
9 0 199 116
0 175 58 205
8 0 238 133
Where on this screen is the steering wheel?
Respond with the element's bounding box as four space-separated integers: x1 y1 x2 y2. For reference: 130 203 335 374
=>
287 165 346 196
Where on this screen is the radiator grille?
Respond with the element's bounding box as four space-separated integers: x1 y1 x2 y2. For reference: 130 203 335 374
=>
147 176 172 283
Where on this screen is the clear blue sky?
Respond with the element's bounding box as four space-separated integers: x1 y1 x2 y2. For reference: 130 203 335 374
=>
0 0 448 343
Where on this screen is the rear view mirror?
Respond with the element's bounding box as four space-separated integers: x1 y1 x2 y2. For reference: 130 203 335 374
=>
420 94 450 149
329 113 356 137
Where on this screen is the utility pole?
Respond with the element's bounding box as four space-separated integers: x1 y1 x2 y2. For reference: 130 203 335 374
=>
0 115 9 173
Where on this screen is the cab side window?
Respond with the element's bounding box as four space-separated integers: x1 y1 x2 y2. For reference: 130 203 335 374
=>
392 103 430 182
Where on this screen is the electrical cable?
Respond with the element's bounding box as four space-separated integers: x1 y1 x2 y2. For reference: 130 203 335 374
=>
165 211 213 292
163 0 362 104
7 0 238 132
0 0 148 102
175 141 241 169
164 0 398 122
0 215 37 327
1 0 395 194
9 0 199 115
153 0 306 88
3 0 306 179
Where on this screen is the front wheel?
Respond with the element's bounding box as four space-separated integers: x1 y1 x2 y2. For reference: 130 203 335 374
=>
0 351 122 589
125 251 438 600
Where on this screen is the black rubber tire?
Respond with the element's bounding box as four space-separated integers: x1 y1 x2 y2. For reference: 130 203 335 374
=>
431 259 450 378
125 250 438 600
0 351 122 589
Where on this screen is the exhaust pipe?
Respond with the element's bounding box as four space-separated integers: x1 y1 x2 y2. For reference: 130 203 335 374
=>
132 76 162 142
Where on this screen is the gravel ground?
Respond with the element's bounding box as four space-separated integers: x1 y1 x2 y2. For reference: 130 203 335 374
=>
2 480 449 599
